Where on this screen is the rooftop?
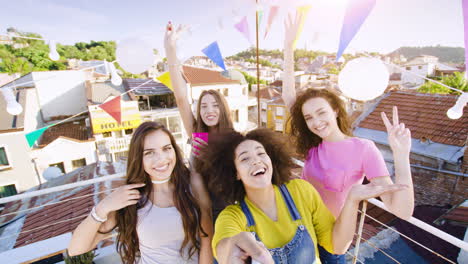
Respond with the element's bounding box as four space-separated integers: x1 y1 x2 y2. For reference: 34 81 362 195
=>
182 65 240 86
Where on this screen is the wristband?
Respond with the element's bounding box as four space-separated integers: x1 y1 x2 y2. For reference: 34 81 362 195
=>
90 206 107 223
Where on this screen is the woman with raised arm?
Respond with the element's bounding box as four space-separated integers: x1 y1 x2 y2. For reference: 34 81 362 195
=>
282 12 414 263
164 22 236 229
68 122 209 263
198 129 408 264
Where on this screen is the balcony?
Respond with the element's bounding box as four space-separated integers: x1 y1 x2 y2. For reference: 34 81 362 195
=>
0 160 466 263
96 136 132 154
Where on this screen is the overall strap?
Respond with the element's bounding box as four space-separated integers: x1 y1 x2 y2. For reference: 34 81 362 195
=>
279 184 301 221
240 200 256 227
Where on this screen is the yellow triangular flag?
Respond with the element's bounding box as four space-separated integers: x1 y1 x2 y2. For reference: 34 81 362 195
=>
294 5 312 47
156 71 173 91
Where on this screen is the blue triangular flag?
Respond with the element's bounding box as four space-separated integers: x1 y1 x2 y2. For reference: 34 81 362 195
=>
336 0 376 61
202 41 226 71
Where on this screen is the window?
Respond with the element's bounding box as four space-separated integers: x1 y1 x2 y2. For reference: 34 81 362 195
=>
231 110 239 122
168 116 181 133
243 87 247 95
0 184 17 198
102 132 112 138
114 130 123 138
276 107 284 116
275 120 283 132
405 66 411 71
124 128 133 135
418 66 423 70
0 147 10 168
154 117 168 127
72 158 86 170
49 162 65 173
223 88 229 96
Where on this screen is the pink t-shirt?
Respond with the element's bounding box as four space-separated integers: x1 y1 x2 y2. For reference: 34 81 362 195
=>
302 137 389 217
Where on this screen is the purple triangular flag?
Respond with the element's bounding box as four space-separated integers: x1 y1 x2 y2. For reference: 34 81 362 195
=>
234 16 252 44
336 0 376 61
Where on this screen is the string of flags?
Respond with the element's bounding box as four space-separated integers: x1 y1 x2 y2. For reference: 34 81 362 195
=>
3 0 467 148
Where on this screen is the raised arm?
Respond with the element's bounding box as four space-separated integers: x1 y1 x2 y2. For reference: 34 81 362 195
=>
370 106 414 220
282 13 302 110
190 171 213 263
164 23 195 137
68 183 144 256
332 183 408 253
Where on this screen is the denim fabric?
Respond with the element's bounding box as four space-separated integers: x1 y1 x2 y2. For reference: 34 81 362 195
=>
240 185 317 264
318 245 346 264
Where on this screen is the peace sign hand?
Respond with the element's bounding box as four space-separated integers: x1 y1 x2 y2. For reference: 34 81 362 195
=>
381 106 411 156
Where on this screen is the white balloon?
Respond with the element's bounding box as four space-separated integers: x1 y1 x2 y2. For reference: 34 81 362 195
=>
116 38 154 74
43 166 63 181
6 101 23 115
338 57 389 101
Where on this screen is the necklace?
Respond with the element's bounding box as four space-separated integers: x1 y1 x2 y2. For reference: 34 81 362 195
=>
152 177 171 184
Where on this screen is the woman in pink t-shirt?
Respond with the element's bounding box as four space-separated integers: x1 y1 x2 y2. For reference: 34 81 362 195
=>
282 12 414 263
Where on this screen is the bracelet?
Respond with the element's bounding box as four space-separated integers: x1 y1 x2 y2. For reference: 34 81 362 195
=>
90 206 107 223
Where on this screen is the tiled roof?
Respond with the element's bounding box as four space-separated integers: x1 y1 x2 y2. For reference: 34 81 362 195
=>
358 92 467 147
270 80 283 87
0 162 125 250
182 65 239 86
87 81 130 105
38 118 91 146
123 78 172 96
249 87 281 100
269 97 285 105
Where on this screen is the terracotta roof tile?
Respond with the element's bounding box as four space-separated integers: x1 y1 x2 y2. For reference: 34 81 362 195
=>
182 65 239 86
39 118 91 146
358 92 468 146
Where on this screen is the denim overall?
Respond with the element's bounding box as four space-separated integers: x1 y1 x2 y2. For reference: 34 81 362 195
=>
240 185 317 264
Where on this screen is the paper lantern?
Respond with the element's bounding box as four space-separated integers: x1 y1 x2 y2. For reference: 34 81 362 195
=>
338 57 389 101
116 38 154 74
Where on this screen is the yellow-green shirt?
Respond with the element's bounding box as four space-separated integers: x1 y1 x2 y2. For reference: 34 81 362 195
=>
212 179 335 262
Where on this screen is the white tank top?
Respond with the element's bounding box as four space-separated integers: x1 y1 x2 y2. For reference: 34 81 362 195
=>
136 201 198 264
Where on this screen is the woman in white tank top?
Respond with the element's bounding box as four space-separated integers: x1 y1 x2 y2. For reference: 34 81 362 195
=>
68 122 210 263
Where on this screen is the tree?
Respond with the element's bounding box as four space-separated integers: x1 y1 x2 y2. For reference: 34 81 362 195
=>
418 72 467 95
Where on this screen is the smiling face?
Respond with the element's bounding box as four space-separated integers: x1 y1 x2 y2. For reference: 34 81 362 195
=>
302 97 340 140
200 94 220 127
142 130 176 181
234 140 273 190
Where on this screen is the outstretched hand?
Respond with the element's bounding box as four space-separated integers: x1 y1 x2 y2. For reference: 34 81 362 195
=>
284 11 303 49
348 182 408 203
96 183 145 217
381 106 411 156
164 22 190 55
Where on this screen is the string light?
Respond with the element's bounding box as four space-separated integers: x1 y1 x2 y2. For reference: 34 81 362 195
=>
447 92 468 119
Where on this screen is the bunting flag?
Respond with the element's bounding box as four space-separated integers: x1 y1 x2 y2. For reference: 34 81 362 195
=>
25 125 51 147
294 5 312 48
234 16 252 44
202 41 226 71
258 10 264 26
264 5 279 39
156 72 173 91
99 96 122 124
336 0 376 61
463 0 468 77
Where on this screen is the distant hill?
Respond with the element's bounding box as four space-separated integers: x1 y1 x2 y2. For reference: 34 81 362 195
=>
388 46 464 64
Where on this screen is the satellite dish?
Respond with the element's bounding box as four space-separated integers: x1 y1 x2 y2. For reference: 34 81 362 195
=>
43 166 63 181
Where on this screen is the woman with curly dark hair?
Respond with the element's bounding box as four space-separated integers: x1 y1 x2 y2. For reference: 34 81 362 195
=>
199 129 406 264
68 122 207 263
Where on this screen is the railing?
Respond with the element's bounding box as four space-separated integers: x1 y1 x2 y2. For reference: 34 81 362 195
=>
96 137 132 154
0 162 467 263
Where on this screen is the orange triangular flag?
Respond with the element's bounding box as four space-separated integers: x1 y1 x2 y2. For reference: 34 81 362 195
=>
99 96 122 124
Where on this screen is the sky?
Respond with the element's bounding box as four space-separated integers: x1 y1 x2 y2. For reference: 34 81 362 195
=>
0 0 465 58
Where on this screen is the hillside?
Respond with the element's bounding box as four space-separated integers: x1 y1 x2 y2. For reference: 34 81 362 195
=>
388 46 464 64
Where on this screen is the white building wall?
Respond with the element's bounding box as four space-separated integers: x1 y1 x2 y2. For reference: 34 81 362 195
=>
402 63 435 85
32 71 87 120
0 132 38 192
31 138 97 179
190 83 249 132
